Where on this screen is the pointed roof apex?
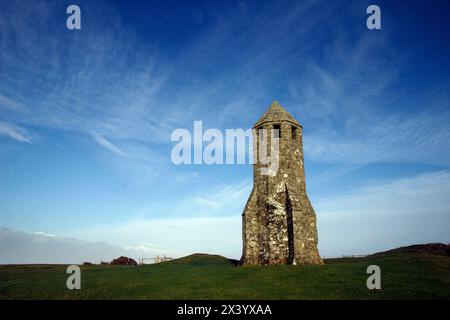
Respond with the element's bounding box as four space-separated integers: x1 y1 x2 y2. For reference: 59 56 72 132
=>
253 101 301 128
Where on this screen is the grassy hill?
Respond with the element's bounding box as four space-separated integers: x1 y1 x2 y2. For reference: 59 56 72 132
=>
0 246 449 299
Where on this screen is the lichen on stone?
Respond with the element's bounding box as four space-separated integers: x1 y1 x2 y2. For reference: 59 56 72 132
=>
241 101 324 265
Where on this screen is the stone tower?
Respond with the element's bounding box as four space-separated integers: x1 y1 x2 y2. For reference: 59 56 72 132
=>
241 101 323 265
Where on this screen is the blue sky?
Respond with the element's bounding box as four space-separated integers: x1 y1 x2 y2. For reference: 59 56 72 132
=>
0 0 449 262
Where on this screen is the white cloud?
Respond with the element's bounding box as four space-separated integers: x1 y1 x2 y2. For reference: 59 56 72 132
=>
174 180 251 216
175 171 200 183
0 120 32 143
48 171 450 261
316 171 450 257
195 197 219 208
2 0 448 179
34 231 55 238
304 110 450 165
59 215 242 260
1 214 242 263
92 135 126 157
2 171 449 263
0 94 28 113
0 228 150 264
199 181 251 209
56 172 450 261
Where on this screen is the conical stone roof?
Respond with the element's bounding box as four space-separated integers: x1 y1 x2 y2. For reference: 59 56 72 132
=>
253 101 301 128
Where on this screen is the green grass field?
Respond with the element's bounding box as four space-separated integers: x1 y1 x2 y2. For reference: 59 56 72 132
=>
0 251 449 299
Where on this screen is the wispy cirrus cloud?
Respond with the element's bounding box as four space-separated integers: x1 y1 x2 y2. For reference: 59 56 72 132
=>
92 135 126 157
59 215 242 260
0 1 167 143
284 31 450 166
195 197 219 208
129 180 252 219
36 170 450 262
187 180 251 215
0 120 33 143
317 170 450 257
0 1 449 262
0 94 28 113
2 0 447 173
304 109 450 165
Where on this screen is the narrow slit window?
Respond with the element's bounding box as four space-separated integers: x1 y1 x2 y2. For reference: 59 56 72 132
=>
273 124 281 138
291 126 297 140
258 127 264 140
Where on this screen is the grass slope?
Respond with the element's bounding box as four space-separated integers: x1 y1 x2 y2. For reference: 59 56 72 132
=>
0 252 449 299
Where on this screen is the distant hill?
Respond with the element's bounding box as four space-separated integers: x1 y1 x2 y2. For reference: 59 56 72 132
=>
1 243 449 299
165 253 238 266
372 243 450 257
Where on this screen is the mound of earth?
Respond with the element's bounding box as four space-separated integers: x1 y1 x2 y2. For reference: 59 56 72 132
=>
167 253 237 266
374 243 450 257
110 256 137 265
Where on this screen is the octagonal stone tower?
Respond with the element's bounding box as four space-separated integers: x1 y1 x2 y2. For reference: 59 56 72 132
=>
241 101 323 265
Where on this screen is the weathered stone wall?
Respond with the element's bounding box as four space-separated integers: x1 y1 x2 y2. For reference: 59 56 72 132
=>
241 102 323 265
